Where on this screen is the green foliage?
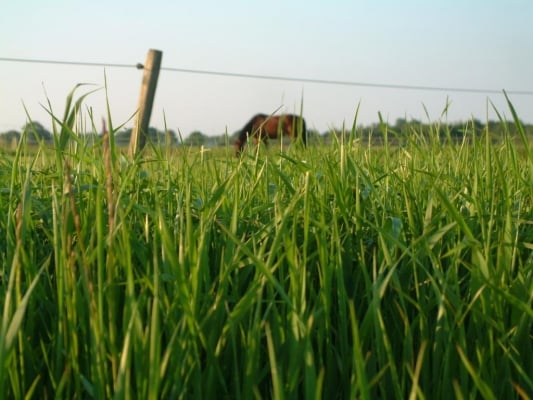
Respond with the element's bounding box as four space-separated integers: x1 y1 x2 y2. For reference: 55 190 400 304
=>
4 117 533 150
113 127 179 147
184 130 208 146
21 121 53 144
0 98 532 399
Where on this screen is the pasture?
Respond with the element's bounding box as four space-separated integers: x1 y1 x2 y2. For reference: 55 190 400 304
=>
1 101 532 399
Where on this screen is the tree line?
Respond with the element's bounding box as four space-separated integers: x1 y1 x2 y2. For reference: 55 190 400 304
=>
0 122 179 147
1 118 532 148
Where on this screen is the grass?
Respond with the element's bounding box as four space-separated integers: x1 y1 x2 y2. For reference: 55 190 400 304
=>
0 89 532 399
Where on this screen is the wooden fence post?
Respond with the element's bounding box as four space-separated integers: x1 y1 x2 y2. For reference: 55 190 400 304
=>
129 49 163 157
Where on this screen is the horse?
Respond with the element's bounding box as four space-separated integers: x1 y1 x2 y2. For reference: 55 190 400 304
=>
234 113 307 156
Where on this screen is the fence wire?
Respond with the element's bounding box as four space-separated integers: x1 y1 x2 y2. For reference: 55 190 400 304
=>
1 56 533 96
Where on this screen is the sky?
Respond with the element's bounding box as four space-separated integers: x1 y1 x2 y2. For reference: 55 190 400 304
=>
1 0 532 137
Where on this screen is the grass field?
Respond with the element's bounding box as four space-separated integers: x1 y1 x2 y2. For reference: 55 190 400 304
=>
1 94 532 399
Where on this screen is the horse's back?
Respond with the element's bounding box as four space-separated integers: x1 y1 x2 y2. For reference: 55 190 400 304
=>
235 112 307 155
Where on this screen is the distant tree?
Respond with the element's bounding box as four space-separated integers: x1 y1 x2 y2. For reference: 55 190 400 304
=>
147 127 178 146
165 129 178 146
114 129 132 145
22 122 52 143
1 130 21 141
0 130 21 147
212 133 232 147
111 127 178 147
305 128 321 144
320 129 338 144
394 118 408 132
185 131 208 146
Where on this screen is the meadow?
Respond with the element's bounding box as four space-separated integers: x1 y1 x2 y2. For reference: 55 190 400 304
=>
1 95 532 399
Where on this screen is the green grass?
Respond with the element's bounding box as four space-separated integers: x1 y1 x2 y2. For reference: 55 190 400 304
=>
0 90 532 399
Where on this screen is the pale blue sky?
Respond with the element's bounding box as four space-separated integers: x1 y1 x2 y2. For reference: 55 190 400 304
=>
1 0 532 136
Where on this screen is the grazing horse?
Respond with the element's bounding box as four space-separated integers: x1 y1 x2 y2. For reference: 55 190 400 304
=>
234 113 307 156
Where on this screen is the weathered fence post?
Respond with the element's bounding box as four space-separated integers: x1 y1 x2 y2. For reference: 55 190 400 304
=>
129 49 163 157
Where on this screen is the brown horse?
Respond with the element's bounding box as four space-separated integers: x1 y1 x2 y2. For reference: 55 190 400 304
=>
234 113 307 156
